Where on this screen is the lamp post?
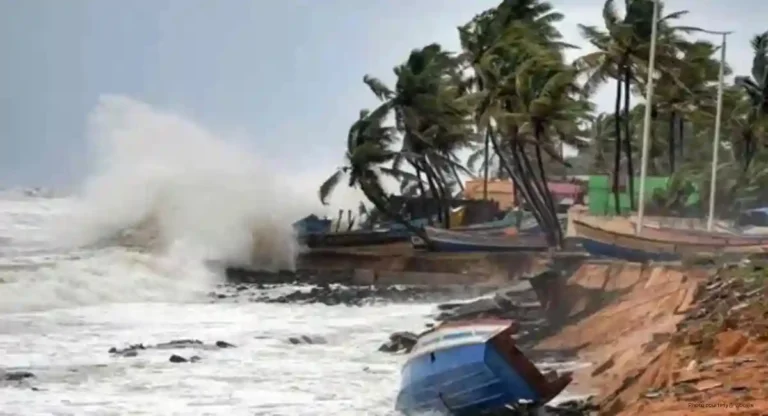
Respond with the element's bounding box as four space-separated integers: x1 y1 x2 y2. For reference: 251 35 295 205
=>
635 0 660 235
701 30 732 231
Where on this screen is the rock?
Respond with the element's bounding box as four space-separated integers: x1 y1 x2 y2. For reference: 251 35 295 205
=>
694 379 723 392
3 371 34 381
109 339 233 357
169 354 188 363
287 335 327 345
542 396 600 415
379 331 418 354
436 297 504 322
213 280 479 306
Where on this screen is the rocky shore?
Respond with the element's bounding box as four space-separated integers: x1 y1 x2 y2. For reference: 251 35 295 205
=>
208 281 493 306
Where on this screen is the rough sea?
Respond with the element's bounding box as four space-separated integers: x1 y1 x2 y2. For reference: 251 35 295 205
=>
0 96 581 415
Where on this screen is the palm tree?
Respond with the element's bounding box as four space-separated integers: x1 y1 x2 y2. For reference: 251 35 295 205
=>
502 55 591 243
735 32 768 167
363 43 472 228
577 0 695 213
318 109 428 240
651 40 721 172
457 0 576 246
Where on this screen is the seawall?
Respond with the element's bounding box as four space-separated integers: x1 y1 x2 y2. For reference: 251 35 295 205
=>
228 244 579 286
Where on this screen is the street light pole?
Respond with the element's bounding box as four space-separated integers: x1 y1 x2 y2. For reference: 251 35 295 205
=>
635 0 660 235
703 30 732 231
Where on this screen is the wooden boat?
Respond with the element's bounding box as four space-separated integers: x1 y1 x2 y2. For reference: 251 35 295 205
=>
454 210 517 231
416 226 548 253
395 319 571 415
410 226 518 250
572 215 768 262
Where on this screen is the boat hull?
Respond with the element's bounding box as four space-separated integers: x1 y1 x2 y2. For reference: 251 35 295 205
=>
395 320 569 415
422 227 548 253
573 218 768 262
579 236 679 262
302 229 409 248
397 343 537 415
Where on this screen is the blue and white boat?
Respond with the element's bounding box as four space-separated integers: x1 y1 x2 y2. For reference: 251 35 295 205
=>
395 319 571 415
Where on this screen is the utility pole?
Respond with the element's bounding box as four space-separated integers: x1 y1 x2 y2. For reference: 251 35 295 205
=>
702 30 732 231
635 0 660 235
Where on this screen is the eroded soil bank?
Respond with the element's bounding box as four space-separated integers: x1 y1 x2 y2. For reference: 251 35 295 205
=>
536 260 768 415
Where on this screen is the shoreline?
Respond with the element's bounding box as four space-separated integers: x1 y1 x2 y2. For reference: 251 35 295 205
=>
224 248 768 414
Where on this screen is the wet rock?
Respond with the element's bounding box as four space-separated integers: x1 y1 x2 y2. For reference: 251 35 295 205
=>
109 339 236 356
212 279 486 306
156 339 203 349
2 371 34 381
379 332 418 353
287 335 328 345
169 354 187 363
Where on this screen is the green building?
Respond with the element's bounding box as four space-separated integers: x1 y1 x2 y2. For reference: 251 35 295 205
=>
587 175 700 215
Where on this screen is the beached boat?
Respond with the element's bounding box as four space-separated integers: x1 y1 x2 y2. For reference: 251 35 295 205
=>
572 215 768 262
455 210 518 231
416 226 549 253
395 319 571 415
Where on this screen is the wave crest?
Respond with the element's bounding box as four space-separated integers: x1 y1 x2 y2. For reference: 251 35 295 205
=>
53 95 314 271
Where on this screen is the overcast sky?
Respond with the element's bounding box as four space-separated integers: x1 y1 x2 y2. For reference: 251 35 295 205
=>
0 0 765 191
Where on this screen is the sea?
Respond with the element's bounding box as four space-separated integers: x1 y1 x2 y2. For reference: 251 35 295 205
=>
0 96 581 415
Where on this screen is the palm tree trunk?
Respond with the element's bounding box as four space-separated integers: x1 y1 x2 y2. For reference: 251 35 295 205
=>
488 127 550 243
533 127 563 246
508 136 555 245
483 129 490 200
668 113 676 172
413 164 430 225
677 117 684 162
450 163 465 194
421 160 443 224
613 77 623 214
623 65 636 211
426 158 452 229
517 142 559 246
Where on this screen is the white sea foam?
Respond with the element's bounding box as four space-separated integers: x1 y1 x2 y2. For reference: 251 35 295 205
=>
51 95 322 272
0 95 336 312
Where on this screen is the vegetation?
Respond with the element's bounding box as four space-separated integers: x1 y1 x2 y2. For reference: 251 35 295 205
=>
319 0 768 247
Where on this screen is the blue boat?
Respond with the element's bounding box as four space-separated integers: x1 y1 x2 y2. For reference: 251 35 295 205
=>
395 319 571 415
572 216 768 262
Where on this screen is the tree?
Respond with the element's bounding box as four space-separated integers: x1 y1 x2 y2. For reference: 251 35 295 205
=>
318 109 429 240
577 0 696 212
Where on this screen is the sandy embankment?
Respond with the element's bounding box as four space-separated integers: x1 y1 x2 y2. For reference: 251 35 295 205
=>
534 261 768 415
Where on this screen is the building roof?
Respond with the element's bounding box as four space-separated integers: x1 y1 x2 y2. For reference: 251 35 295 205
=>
548 182 583 196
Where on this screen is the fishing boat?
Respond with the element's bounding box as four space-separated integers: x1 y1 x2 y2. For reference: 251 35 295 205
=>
455 210 518 231
395 319 571 415
572 215 768 262
416 226 549 253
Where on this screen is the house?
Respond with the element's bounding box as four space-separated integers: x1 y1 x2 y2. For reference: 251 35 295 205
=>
463 179 586 210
